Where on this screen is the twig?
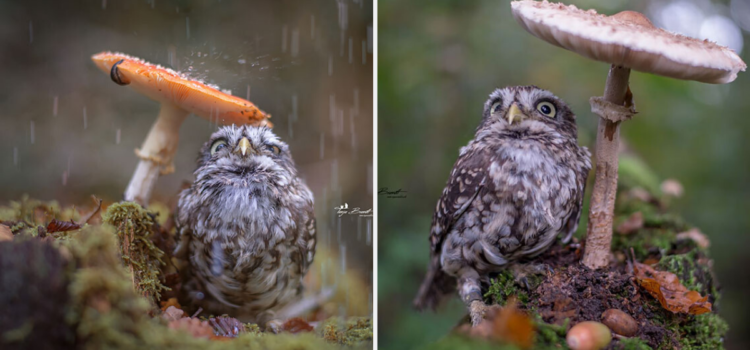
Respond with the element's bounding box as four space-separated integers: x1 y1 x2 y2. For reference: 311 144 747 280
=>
78 195 103 225
191 307 203 318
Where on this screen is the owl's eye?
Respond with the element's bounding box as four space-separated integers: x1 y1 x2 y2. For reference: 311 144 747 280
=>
210 139 228 155
536 101 556 118
266 144 281 155
490 102 502 114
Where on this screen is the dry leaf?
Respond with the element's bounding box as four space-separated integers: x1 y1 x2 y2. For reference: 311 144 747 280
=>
282 317 314 333
46 219 81 234
616 212 643 235
168 317 214 339
458 299 535 349
676 228 710 249
162 306 185 321
633 261 711 315
0 224 12 242
160 297 182 312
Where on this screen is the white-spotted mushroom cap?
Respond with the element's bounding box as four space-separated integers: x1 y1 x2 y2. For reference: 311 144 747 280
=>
511 0 746 84
91 52 272 126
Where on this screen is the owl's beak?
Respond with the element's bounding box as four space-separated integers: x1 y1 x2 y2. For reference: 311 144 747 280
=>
507 103 527 124
237 137 252 156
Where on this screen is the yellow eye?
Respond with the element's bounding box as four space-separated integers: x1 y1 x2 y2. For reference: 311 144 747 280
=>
210 139 228 155
266 144 281 155
536 101 556 118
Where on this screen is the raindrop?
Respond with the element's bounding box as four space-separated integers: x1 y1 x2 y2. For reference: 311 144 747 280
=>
311 15 315 39
331 159 338 190
246 85 251 100
320 132 325 160
357 216 362 240
102 0 106 10
150 0 155 9
354 89 359 114
29 21 33 44
362 40 366 65
348 37 353 64
30 121 35 144
83 106 87 129
329 94 336 121
53 96 58 116
116 128 121 144
291 29 300 57
338 110 344 137
337 0 348 31
291 94 298 122
238 58 246 64
328 56 333 76
282 25 288 53
186 17 190 39
350 112 356 151
62 171 67 186
13 147 18 166
337 217 341 241
339 244 346 275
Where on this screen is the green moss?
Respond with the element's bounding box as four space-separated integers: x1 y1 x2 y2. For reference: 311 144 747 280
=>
616 337 653 350
422 336 521 350
677 313 729 350
658 251 717 301
485 271 529 306
319 317 373 347
533 317 568 349
102 202 168 302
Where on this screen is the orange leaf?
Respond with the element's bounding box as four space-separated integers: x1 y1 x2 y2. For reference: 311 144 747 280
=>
160 297 182 312
633 261 712 315
282 317 314 333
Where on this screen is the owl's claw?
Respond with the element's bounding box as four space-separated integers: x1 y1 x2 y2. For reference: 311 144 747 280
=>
264 319 284 334
510 263 552 291
469 300 489 326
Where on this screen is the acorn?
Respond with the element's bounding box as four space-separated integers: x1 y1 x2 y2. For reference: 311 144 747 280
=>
566 321 612 350
601 309 638 337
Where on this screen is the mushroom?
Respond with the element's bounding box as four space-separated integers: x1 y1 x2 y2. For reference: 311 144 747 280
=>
511 1 745 269
91 52 271 205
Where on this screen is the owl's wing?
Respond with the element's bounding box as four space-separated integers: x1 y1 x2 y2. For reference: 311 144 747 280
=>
292 182 317 276
429 146 488 254
414 144 488 310
561 146 592 243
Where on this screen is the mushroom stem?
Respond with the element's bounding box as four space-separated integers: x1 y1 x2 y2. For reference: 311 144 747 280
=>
582 65 631 269
124 104 188 205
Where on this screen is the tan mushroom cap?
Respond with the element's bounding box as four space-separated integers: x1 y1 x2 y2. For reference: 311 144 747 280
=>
91 52 271 126
511 0 746 84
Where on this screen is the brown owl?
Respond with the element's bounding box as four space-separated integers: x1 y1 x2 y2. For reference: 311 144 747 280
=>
413 86 591 325
174 125 316 328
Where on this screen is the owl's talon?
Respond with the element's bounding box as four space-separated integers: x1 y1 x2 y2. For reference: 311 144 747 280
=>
469 300 488 326
264 319 284 334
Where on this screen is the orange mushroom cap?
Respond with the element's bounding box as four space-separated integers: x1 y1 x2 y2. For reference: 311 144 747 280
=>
92 52 271 127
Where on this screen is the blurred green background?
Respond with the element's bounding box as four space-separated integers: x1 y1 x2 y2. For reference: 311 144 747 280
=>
378 0 750 349
0 0 373 317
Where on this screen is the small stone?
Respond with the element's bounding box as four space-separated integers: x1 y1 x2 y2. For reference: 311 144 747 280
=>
601 309 638 337
162 306 185 321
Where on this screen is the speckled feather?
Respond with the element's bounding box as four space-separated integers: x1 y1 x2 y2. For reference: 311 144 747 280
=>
414 86 591 310
175 125 316 321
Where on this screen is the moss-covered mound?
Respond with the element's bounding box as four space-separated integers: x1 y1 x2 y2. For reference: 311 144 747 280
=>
0 197 372 350
427 155 728 350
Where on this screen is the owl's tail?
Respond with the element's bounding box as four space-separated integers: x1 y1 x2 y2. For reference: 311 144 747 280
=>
413 255 455 311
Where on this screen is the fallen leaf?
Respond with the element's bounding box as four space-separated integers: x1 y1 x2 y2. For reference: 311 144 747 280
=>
160 297 182 312
616 212 643 235
282 317 314 333
0 224 12 241
168 317 214 339
46 219 81 234
457 299 535 349
676 228 710 249
633 261 711 315
162 306 185 321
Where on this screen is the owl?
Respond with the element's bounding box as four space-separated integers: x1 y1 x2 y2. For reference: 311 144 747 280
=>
174 125 316 327
413 86 591 325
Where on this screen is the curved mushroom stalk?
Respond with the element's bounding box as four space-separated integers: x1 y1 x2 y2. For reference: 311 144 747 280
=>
124 104 188 205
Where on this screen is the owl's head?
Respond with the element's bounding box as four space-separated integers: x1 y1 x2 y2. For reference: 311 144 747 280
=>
195 125 297 186
480 86 578 139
